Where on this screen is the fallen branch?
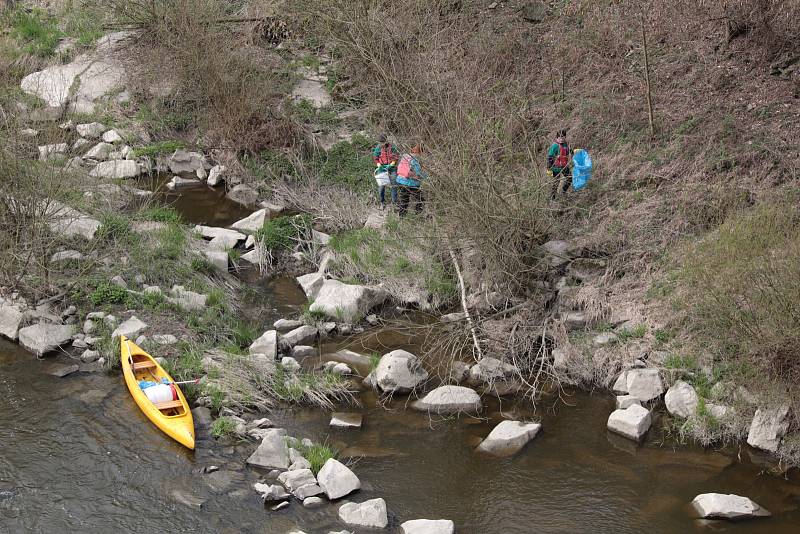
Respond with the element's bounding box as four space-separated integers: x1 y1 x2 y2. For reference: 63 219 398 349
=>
448 247 484 363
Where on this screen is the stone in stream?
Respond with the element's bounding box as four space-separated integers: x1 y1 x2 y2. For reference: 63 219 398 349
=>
338 498 388 529
271 501 289 511
207 164 226 186
166 176 200 190
89 160 140 179
170 489 206 509
80 350 100 363
448 361 471 384
412 386 482 415
278 469 317 492
227 184 258 206
249 330 278 359
296 272 325 300
0 305 24 341
469 356 517 384
254 483 290 502
76 122 106 138
281 325 318 348
400 519 456 534
45 362 80 378
18 324 74 356
476 420 542 456
308 280 388 323
612 371 629 394
231 208 268 233
167 149 208 174
626 368 664 402
607 404 651 441
330 413 363 429
317 458 361 500
615 395 641 410
375 350 429 393
111 316 147 340
303 496 325 508
664 380 699 418
330 349 371 369
293 483 323 500
691 493 770 520
246 428 290 469
289 458 312 471
747 405 790 453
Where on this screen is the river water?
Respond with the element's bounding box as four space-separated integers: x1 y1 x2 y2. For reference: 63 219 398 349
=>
2 185 800 533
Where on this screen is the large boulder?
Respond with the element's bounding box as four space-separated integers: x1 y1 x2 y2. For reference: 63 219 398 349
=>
18 324 74 356
400 519 455 534
0 305 24 341
296 272 325 300
308 280 388 323
167 150 208 174
607 404 651 441
412 386 482 415
664 381 699 418
89 160 140 179
249 330 277 359
625 368 664 402
375 350 428 393
246 428 290 469
338 498 388 529
469 357 517 384
21 58 125 113
111 316 148 340
691 493 770 520
476 420 541 456
316 458 361 500
231 209 268 233
747 405 790 453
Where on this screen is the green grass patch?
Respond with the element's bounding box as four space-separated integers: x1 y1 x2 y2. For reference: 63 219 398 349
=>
138 205 182 223
287 438 338 474
89 282 131 306
301 300 327 325
663 354 698 370
616 324 647 343
131 140 186 158
211 416 238 438
308 134 373 192
369 353 381 373
96 213 133 242
9 8 62 58
255 215 310 251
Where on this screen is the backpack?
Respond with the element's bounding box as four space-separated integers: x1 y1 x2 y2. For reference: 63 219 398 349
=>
554 143 569 168
397 154 415 178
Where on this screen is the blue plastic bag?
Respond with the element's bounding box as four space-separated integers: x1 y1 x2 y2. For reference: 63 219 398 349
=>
572 150 593 191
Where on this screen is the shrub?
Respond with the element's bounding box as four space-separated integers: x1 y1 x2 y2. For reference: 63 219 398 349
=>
287 438 337 474
211 416 237 438
131 141 186 158
90 282 130 306
255 215 310 251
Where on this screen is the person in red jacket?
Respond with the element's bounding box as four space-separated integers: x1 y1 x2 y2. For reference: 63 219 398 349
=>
547 129 572 198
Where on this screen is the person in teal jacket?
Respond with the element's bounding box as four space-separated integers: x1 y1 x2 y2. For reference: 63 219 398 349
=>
396 144 427 216
547 129 571 198
372 134 399 208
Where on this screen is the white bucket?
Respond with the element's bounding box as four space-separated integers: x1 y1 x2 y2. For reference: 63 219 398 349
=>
144 384 174 404
374 171 391 187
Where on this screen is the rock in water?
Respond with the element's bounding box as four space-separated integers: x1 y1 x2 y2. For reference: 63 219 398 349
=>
18 324 74 356
625 368 664 402
747 405 790 453
469 356 517 384
691 493 770 520
476 420 542 456
227 184 258 206
412 386 482 415
400 519 456 534
246 429 290 469
664 381 699 418
330 413 363 428
253 483 290 502
338 498 388 529
607 404 651 441
231 209 268 233
375 350 429 393
308 280 388 323
317 458 361 500
281 325 318 347
0 306 24 341
277 469 316 492
167 150 207 174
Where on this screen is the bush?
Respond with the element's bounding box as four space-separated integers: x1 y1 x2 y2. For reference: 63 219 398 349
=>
131 141 186 158
90 282 130 306
211 416 237 438
255 215 310 251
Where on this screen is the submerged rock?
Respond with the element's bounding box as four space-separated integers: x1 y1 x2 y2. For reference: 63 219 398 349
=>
330 413 363 429
747 405 790 453
400 519 455 534
338 498 388 529
607 404 651 441
227 184 258 206
412 386 482 415
691 493 770 520
18 324 74 356
375 350 428 393
278 469 316 492
469 356 517 384
317 458 361 500
664 381 699 419
253 482 290 502
476 420 541 456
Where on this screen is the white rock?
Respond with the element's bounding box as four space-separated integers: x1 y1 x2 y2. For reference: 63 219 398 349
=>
275 318 304 331
292 345 315 359
207 165 226 187
400 519 455 534
168 286 207 312
231 209 268 233
81 350 100 363
110 275 127 289
50 250 84 263
168 150 208 174
90 160 141 179
296 272 325 300
227 184 258 206
76 122 106 138
469 357 516 384
246 428 290 469
625 368 663 402
21 59 125 113
293 483 323 500
308 280 388 323
193 225 246 243
84 142 114 160
330 413 363 428
18 324 74 356
607 404 651 441
691 493 770 520
476 420 541 456
303 496 324 508
249 330 278 359
375 350 428 393
338 498 388 529
747 405 790 453
38 143 68 161
332 363 351 376
282 325 317 347
0 306 25 341
707 403 729 419
202 249 228 272
73 138 90 151
244 235 255 249
612 371 629 394
167 176 199 189
281 357 301 372
111 316 148 339
289 458 312 471
664 381 699 419
412 386 482 415
102 129 123 144
253 483 289 502
317 459 361 500
615 395 641 410
152 334 178 346
278 469 316 492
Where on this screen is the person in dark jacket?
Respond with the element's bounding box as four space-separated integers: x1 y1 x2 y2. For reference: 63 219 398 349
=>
547 129 571 198
396 144 427 217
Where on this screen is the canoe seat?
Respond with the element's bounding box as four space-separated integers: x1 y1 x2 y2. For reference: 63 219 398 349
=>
133 360 157 372
154 399 184 410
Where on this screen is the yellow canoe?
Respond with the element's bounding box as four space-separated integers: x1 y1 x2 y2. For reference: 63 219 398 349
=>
120 336 195 449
